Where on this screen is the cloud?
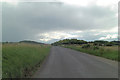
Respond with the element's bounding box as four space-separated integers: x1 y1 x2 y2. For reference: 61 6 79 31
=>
101 27 118 33
37 29 118 43
99 34 118 40
59 0 119 8
37 31 81 42
2 1 118 43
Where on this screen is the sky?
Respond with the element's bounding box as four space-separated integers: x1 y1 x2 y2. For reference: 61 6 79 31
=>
2 0 119 43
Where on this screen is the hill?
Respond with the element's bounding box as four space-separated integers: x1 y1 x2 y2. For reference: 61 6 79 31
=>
19 40 44 44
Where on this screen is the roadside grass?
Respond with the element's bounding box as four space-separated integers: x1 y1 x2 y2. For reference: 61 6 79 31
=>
2 43 51 78
63 45 118 61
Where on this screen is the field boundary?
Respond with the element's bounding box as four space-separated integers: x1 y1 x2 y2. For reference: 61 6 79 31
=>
31 47 52 78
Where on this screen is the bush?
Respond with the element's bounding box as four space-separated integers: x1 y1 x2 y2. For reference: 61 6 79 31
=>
93 46 99 50
82 44 90 48
99 48 104 56
106 42 113 46
106 44 113 46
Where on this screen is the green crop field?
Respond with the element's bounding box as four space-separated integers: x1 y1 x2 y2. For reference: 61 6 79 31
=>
2 43 51 78
63 45 118 61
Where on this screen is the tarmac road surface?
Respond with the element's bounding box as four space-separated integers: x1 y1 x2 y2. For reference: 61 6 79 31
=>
33 46 118 78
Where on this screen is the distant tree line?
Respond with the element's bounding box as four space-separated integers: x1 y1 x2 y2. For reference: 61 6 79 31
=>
92 40 119 46
19 40 44 44
2 40 44 44
51 39 87 45
51 39 119 46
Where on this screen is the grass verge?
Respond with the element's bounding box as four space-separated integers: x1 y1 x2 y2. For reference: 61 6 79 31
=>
2 43 51 78
63 45 118 61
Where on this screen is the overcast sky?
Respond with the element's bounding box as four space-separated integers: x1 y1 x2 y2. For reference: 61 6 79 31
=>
2 0 119 43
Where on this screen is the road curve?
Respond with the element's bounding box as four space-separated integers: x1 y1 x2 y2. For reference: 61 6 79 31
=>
33 46 118 78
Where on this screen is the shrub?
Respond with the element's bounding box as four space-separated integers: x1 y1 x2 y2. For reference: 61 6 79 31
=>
93 46 99 50
82 44 90 48
106 43 113 46
99 48 104 56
